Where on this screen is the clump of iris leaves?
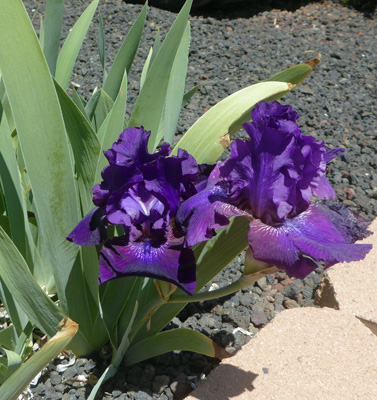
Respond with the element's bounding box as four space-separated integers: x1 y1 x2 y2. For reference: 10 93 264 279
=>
0 1 372 399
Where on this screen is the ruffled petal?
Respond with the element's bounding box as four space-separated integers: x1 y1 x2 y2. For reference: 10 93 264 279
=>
312 175 336 200
67 207 107 246
324 147 345 163
176 185 250 247
247 204 372 279
104 126 171 167
143 150 199 215
99 236 196 294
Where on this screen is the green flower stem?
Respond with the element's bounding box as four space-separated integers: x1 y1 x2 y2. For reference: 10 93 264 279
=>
128 296 166 343
169 266 279 304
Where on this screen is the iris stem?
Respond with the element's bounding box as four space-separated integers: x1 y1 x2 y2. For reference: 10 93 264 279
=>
168 266 278 303
128 296 166 343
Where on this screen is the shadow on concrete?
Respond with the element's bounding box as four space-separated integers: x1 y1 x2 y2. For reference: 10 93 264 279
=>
189 364 258 400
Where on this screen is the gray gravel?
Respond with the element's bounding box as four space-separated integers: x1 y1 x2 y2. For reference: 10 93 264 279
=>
20 1 377 399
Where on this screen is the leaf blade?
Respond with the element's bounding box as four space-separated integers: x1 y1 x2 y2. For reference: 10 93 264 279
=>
128 0 193 150
0 226 64 337
0 1 80 311
125 328 231 366
55 0 100 90
0 318 78 400
172 81 293 164
103 2 147 100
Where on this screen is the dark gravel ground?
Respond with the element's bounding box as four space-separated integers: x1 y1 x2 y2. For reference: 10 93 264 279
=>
20 0 377 399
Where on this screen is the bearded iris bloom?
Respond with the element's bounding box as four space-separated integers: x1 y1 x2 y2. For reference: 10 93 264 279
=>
68 127 199 294
176 101 372 279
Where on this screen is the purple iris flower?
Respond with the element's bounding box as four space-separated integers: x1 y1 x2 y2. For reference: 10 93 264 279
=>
67 126 199 294
176 101 372 279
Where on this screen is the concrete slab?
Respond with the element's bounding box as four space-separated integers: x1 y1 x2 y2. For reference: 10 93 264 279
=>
316 218 377 334
185 307 377 400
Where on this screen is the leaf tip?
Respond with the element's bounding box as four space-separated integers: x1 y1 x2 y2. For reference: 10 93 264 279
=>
303 51 321 70
214 343 233 360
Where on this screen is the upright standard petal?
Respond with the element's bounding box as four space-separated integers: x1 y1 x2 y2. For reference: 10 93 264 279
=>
104 126 171 168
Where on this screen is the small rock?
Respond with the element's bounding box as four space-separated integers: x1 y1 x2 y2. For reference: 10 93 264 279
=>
63 365 78 380
84 359 96 373
344 187 355 199
272 283 284 292
152 375 170 393
282 278 294 286
50 371 62 386
170 373 192 400
256 276 267 290
274 292 284 305
251 310 268 327
134 391 153 400
284 299 300 309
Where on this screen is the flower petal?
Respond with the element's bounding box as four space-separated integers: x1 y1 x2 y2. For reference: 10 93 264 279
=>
247 204 372 279
99 236 196 294
67 207 107 246
312 175 336 200
176 185 250 247
104 126 171 167
217 101 339 224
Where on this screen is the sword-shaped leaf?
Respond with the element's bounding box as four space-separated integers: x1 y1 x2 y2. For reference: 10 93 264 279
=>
0 318 78 400
125 328 231 366
55 0 100 90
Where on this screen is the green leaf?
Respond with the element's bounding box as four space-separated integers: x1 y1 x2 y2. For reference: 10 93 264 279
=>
87 366 117 400
158 22 190 146
13 322 33 359
195 217 249 289
140 28 161 90
0 107 33 266
55 0 100 90
54 80 101 214
140 48 153 90
95 70 127 184
93 88 114 133
98 11 106 81
172 81 293 164
0 1 80 313
88 301 138 400
0 348 22 384
128 0 193 151
0 318 78 400
72 87 88 116
125 328 231 366
63 251 102 354
85 88 101 124
0 226 64 337
43 0 65 75
182 85 199 107
103 2 147 100
149 28 161 68
265 53 321 87
0 326 17 351
0 279 30 337
99 277 140 347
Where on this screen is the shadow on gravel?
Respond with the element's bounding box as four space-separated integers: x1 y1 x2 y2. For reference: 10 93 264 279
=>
189 365 258 399
125 0 322 19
